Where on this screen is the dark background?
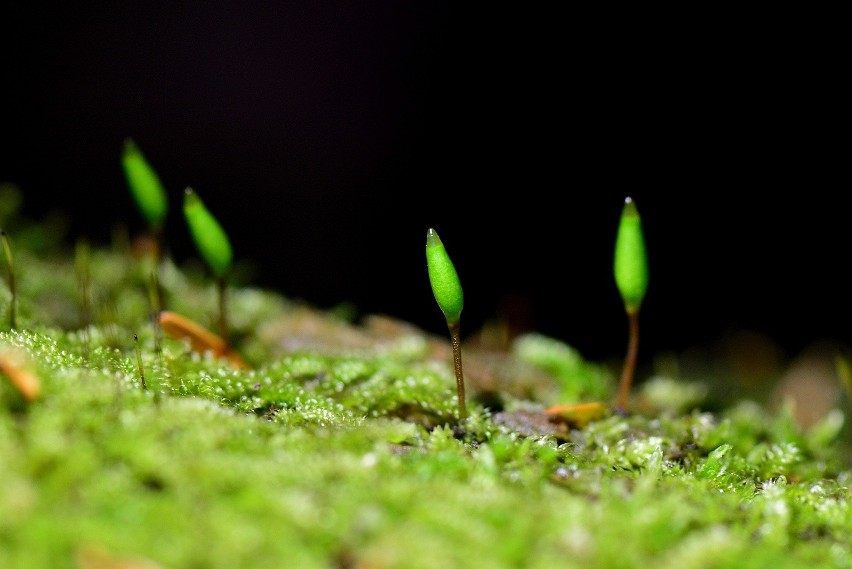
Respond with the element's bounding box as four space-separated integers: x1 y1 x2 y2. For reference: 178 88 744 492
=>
1 3 846 368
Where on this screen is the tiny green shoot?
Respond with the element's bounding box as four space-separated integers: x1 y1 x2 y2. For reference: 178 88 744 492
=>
613 196 649 413
426 227 466 420
183 187 234 343
1 230 16 329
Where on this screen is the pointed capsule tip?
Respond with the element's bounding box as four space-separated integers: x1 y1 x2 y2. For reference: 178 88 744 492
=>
122 138 139 156
183 187 200 206
622 196 639 216
426 227 440 247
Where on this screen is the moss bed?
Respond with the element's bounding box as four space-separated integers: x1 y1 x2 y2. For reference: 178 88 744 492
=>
1 202 851 569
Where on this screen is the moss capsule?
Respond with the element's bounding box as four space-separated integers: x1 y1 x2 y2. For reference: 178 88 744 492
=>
426 228 464 326
121 138 168 229
183 187 233 278
613 196 649 314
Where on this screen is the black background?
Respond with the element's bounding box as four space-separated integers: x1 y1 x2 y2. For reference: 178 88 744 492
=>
1 3 846 367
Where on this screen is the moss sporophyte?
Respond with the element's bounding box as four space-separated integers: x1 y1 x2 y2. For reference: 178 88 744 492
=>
426 228 467 420
613 196 649 413
2 194 852 567
183 187 234 343
183 188 233 279
122 138 170 313
1 230 16 329
121 139 169 241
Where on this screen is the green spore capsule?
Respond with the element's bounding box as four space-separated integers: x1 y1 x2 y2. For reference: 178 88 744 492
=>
425 227 467 420
613 196 649 314
121 138 168 229
426 228 464 326
183 188 233 278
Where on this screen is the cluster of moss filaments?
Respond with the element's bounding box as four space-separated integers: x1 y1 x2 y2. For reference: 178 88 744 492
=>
0 168 849 568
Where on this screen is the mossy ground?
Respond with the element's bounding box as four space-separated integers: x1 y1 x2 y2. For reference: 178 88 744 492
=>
1 207 851 569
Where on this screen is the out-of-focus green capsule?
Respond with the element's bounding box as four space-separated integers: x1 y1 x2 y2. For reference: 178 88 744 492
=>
121 138 168 229
183 188 233 278
613 197 648 314
426 228 464 326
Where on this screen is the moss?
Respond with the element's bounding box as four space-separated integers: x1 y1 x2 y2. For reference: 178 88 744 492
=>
0 218 850 569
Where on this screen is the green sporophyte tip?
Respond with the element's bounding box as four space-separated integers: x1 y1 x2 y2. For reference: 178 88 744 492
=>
121 138 168 228
183 188 233 278
426 228 464 326
613 196 648 314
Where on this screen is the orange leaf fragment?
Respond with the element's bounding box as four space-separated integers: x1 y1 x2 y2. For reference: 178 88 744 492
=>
0 349 41 402
76 545 168 569
544 401 609 428
158 310 249 369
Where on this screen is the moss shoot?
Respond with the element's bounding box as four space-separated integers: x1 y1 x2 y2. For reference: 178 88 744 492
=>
0 208 849 569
